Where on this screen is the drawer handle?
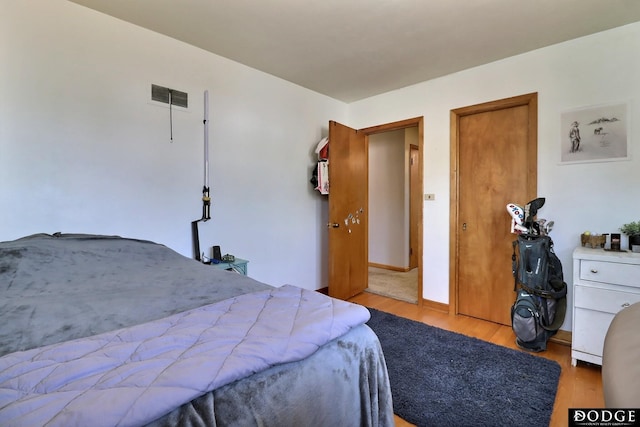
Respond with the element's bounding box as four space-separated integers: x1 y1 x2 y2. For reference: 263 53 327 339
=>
590 269 598 274
622 302 631 308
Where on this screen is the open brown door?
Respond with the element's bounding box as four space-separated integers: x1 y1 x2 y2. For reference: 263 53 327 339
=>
328 121 368 300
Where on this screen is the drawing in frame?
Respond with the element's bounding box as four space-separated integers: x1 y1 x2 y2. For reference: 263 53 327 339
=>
560 101 630 164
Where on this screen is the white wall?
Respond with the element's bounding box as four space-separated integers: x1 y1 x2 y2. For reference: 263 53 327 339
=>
0 0 347 290
349 23 640 330
368 129 408 267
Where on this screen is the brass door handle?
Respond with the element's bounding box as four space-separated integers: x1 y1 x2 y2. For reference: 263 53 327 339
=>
327 222 340 228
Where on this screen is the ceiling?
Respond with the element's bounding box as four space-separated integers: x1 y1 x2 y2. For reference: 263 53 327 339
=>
69 0 640 103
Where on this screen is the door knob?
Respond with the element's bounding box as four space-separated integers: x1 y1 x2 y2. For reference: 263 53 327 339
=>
327 222 340 228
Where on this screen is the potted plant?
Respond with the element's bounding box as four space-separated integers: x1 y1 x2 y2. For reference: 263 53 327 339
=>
620 220 640 252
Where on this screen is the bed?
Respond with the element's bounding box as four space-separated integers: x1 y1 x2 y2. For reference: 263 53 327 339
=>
0 233 393 427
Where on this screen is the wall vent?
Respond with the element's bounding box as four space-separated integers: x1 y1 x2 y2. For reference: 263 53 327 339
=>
151 84 188 108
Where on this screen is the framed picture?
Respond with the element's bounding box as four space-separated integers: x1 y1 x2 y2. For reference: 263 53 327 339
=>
560 101 630 164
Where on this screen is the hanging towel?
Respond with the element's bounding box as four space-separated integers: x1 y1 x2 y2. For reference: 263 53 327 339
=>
316 160 329 195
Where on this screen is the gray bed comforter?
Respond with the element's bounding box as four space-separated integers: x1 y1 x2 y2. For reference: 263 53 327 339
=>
0 233 271 356
0 234 393 426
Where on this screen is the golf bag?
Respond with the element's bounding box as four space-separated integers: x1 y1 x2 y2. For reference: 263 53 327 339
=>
511 234 567 352
508 197 567 352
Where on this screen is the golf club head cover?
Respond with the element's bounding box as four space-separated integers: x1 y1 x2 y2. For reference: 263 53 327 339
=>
524 197 545 222
506 203 524 225
507 203 528 233
510 219 528 234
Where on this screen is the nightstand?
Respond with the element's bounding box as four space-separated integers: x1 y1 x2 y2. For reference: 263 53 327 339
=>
211 258 249 276
572 247 640 366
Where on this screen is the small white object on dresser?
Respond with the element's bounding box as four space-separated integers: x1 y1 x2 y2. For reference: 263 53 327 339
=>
572 246 640 366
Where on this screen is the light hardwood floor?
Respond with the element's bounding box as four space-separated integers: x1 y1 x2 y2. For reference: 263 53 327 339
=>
348 292 604 427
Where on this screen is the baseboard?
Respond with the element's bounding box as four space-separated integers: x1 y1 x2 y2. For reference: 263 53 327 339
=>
421 298 449 313
550 329 572 347
368 262 411 272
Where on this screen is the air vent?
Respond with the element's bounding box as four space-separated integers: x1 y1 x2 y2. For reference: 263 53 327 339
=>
151 84 188 108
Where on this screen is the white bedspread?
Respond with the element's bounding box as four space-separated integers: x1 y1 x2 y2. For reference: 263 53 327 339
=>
0 285 370 427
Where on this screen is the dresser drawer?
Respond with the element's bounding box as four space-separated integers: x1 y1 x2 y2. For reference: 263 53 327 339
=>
579 260 640 288
572 307 613 358
574 284 640 314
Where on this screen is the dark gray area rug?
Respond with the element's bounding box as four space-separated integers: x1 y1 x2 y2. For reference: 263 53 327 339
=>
366 308 561 427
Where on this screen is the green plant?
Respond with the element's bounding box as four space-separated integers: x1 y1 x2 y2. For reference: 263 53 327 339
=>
620 220 640 236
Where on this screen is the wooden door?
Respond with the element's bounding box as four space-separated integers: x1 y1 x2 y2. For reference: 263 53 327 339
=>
451 94 537 325
328 121 368 300
409 144 419 269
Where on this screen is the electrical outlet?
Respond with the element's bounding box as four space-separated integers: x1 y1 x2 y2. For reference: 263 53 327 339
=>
424 193 435 201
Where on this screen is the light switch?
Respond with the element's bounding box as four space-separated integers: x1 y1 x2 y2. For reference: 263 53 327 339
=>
425 193 435 201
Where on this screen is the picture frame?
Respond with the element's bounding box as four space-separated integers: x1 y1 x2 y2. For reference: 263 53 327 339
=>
560 101 630 164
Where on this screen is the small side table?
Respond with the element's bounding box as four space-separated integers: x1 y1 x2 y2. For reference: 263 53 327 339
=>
211 258 249 276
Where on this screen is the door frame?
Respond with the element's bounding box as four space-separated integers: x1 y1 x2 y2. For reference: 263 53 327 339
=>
409 144 420 270
361 116 424 306
449 93 538 316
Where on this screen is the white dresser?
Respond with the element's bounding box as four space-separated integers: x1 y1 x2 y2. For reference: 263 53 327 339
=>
572 247 640 366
